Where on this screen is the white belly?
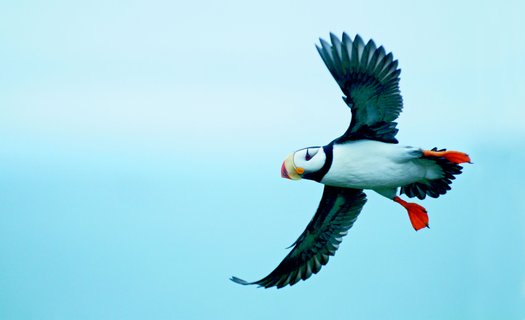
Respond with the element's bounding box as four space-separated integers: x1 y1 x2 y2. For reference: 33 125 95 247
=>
321 140 433 189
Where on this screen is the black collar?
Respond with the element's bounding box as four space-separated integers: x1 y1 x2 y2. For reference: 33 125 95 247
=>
303 142 334 182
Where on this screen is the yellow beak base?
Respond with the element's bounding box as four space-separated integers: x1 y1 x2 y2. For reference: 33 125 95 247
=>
281 153 303 180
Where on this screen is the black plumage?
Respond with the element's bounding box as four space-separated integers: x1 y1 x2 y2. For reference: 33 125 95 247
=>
231 186 366 288
317 33 403 144
401 148 463 200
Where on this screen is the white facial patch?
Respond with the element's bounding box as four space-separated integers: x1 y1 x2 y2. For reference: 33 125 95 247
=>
293 147 326 174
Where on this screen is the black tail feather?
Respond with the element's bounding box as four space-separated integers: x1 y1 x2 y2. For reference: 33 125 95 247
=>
400 148 463 200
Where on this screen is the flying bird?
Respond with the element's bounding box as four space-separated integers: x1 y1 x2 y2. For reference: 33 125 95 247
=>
231 33 471 289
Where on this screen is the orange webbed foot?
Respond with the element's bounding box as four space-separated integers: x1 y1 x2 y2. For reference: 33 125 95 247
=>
394 196 429 231
423 150 471 164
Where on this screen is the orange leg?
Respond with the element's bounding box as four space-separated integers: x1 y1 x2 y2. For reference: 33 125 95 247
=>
394 196 429 231
423 149 471 164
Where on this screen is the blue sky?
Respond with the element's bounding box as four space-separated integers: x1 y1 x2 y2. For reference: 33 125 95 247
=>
1 0 524 319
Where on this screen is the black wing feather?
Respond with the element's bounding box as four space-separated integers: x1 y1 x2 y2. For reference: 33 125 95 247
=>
317 33 403 143
231 186 367 289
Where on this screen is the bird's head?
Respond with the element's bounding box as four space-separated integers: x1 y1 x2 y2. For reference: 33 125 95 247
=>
281 146 326 180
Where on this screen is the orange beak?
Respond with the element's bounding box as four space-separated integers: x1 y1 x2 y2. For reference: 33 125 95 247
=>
280 153 303 180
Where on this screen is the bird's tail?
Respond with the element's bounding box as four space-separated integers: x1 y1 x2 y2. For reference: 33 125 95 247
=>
400 148 471 200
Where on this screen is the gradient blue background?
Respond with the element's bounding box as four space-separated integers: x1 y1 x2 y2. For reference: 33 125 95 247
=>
1 1 524 319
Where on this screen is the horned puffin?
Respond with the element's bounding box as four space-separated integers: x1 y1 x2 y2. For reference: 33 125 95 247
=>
231 33 471 289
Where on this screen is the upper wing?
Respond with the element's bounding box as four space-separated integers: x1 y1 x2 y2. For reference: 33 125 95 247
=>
231 186 367 289
317 33 403 143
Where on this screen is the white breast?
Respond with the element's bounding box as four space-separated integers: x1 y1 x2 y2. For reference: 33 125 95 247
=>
321 140 435 189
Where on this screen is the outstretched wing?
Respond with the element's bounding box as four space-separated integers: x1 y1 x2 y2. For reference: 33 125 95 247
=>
317 33 403 143
231 186 367 289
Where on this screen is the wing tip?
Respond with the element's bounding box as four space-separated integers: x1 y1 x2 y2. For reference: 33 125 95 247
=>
354 33 364 44
230 276 252 286
318 32 401 87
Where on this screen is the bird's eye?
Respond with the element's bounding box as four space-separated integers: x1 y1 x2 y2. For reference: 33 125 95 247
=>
305 149 312 161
